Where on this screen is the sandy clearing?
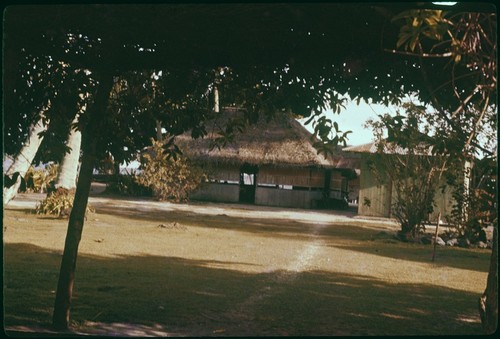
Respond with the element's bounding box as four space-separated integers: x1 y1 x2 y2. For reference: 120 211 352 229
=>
3 192 490 336
4 192 488 294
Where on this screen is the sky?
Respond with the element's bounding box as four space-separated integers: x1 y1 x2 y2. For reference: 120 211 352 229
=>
298 100 397 147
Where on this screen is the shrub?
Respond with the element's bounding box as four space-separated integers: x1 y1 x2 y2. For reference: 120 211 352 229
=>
35 188 94 217
24 163 59 193
365 104 448 242
135 140 207 202
105 174 152 197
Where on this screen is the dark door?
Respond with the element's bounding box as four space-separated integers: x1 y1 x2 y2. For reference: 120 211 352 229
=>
239 164 258 204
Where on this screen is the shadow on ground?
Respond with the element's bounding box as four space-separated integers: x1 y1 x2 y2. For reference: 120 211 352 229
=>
4 243 484 337
91 202 491 273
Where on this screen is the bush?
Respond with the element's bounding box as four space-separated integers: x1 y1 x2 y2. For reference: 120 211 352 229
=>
35 188 94 217
24 163 59 193
365 104 448 242
135 140 207 202
105 174 152 197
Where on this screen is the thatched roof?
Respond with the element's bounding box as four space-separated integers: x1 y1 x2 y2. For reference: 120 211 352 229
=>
335 153 362 176
175 111 339 168
343 141 433 156
343 142 377 154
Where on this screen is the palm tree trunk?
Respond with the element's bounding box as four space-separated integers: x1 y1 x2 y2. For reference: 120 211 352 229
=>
3 109 49 204
52 69 114 330
54 113 83 191
214 85 220 113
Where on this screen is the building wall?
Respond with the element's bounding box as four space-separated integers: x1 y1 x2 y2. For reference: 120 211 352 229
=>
191 182 240 203
258 166 325 187
329 170 347 199
258 166 349 208
358 171 391 217
347 177 360 203
205 164 240 182
430 182 454 221
358 154 457 222
192 163 352 209
255 186 323 209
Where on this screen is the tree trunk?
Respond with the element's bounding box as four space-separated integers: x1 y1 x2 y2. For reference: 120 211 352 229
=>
479 224 498 334
3 110 49 204
54 114 83 191
431 212 441 262
52 69 114 330
214 85 220 113
156 119 163 142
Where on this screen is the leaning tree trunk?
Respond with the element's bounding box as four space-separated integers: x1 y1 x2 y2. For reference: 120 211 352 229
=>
52 69 114 330
3 110 49 204
54 113 83 191
479 224 498 334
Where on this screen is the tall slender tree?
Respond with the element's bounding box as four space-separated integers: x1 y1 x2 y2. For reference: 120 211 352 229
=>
3 107 49 204
54 113 83 191
52 66 114 329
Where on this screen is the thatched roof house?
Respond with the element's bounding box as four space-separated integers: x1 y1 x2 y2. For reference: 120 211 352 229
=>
176 113 333 168
176 110 356 209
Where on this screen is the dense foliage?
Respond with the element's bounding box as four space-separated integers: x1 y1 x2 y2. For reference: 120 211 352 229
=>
24 164 59 193
105 175 151 197
4 4 469 165
389 9 496 157
135 140 207 202
35 188 94 217
446 157 497 243
366 103 449 240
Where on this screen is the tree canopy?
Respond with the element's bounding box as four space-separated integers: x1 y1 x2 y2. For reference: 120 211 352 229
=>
4 2 495 161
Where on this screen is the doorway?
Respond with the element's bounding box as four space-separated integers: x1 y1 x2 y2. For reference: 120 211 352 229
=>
239 164 258 204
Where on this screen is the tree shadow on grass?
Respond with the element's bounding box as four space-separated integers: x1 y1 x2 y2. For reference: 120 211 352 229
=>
93 203 360 239
331 241 492 273
91 203 490 273
3 243 484 337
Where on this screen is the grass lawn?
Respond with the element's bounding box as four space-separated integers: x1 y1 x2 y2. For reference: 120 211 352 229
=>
3 193 491 336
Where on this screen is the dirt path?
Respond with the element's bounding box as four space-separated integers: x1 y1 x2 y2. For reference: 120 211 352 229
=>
217 222 327 336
